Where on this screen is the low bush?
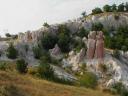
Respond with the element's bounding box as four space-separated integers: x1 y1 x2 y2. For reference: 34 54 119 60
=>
0 62 7 71
6 43 18 59
16 59 28 73
78 72 97 88
112 82 128 96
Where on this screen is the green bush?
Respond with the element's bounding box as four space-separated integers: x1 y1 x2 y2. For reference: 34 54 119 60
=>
0 62 7 71
112 82 128 96
33 45 42 59
6 43 18 59
16 59 28 73
103 5 111 12
79 72 97 88
113 49 120 59
41 33 58 50
92 7 103 15
77 27 89 38
92 22 104 31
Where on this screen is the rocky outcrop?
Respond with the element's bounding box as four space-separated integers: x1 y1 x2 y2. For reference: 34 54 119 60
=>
49 44 63 59
86 31 104 64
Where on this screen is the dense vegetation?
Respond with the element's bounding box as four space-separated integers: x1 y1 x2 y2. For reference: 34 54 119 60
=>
91 2 128 15
6 43 18 59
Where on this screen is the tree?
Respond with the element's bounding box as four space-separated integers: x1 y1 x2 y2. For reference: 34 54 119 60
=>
125 2 128 11
41 33 58 50
43 22 50 27
81 11 86 17
37 57 54 79
92 22 104 31
92 7 103 15
103 5 111 12
5 33 11 37
118 3 125 12
33 45 42 59
77 27 88 38
16 59 28 73
6 43 18 59
58 33 70 53
111 4 117 12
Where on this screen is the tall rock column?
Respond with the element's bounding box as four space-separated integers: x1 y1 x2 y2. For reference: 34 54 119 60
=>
95 31 104 64
86 31 96 59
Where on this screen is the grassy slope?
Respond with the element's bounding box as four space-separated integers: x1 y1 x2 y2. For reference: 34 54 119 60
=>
0 71 116 96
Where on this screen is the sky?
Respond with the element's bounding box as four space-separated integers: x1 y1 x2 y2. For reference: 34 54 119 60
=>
0 0 127 36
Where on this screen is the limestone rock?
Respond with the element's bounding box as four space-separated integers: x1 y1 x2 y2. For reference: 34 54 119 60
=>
86 31 96 59
49 44 62 59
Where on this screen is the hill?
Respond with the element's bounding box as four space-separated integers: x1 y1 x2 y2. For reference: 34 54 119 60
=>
0 71 115 96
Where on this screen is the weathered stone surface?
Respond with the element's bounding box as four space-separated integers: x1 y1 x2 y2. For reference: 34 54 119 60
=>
49 44 62 59
86 31 104 62
95 31 104 59
76 48 86 62
50 44 61 56
86 31 96 59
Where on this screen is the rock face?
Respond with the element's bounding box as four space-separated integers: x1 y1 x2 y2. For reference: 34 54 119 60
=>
87 31 96 59
49 44 62 59
86 31 104 63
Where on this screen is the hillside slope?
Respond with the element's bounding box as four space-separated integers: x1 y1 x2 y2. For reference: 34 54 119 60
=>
0 71 115 96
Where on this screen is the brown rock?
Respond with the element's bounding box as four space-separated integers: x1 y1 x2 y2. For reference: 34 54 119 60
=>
86 31 96 59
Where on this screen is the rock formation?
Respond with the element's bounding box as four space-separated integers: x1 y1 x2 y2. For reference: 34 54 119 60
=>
49 44 62 59
86 31 96 59
86 31 104 63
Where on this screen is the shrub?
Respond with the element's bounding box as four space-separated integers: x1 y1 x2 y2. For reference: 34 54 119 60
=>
79 72 97 88
118 3 125 12
92 7 103 15
113 49 120 59
16 59 28 73
77 27 89 38
58 33 70 53
37 60 55 80
111 4 117 12
0 62 7 71
112 82 128 96
41 33 58 50
6 43 18 59
33 46 42 59
5 33 11 37
92 22 104 31
103 5 111 12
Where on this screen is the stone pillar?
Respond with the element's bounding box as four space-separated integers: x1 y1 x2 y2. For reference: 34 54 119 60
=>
86 31 96 59
95 31 104 63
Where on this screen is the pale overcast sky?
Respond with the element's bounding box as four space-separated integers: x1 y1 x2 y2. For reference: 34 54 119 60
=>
0 0 127 36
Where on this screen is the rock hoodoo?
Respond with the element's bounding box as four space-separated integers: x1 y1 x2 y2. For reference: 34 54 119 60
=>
87 31 104 63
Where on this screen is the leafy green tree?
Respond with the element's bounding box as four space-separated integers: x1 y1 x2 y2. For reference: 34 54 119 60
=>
41 33 58 50
103 5 111 12
81 11 86 17
33 45 42 59
58 33 70 52
16 59 28 73
57 24 71 53
77 27 88 38
118 3 125 12
92 22 104 31
37 57 54 79
125 2 128 11
92 7 103 15
5 33 11 37
7 43 18 59
43 22 50 27
111 4 117 12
